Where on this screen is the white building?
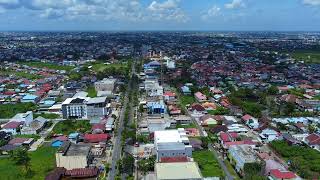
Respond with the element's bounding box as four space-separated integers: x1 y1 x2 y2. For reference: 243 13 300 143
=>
228 145 258 174
62 97 89 119
155 162 202 180
154 129 192 161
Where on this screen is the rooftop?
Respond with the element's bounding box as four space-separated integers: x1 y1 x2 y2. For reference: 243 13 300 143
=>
156 162 202 180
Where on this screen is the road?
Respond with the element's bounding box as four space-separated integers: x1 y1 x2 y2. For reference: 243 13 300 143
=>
29 120 58 151
108 61 135 180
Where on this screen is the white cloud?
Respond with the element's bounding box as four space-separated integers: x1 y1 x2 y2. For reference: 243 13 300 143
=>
225 0 245 9
303 0 320 6
201 5 221 20
0 0 188 23
147 0 188 22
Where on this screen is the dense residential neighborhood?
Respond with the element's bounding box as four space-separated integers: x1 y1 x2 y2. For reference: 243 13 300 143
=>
0 31 319 180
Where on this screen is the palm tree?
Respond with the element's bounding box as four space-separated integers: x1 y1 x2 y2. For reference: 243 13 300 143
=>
10 148 31 174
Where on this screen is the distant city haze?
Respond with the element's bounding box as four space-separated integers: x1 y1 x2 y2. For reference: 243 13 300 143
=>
0 0 319 31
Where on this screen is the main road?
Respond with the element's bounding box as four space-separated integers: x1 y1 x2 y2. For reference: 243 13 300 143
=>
108 61 135 180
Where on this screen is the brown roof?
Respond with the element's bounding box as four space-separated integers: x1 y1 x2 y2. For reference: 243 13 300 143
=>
306 133 320 145
65 168 98 178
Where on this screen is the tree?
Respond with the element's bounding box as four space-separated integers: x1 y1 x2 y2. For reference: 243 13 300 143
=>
10 148 31 174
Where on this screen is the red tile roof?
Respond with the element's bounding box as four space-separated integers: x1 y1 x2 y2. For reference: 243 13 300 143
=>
8 138 31 145
65 168 98 178
84 133 110 143
2 121 22 129
270 169 296 179
160 156 188 163
306 133 320 145
92 124 106 131
242 114 253 121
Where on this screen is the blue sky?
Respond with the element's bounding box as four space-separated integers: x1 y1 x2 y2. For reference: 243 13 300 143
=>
0 0 319 31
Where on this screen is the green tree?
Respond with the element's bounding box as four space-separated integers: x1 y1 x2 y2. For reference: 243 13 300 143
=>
10 148 31 174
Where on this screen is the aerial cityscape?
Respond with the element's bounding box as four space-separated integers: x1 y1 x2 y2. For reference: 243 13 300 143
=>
0 1 320 180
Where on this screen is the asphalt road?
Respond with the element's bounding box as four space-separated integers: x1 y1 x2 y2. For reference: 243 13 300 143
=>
108 62 135 180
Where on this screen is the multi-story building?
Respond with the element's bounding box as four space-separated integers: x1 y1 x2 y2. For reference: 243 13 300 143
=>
62 97 88 119
228 144 258 175
86 97 110 118
154 129 192 162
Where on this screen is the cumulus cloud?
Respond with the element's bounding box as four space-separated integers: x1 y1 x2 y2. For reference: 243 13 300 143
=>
303 0 320 6
201 5 221 20
0 0 188 23
147 0 188 22
225 0 245 9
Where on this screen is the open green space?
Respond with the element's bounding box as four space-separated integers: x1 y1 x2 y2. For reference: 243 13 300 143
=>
176 122 197 129
290 50 320 64
86 85 97 98
0 69 43 80
34 113 60 119
0 146 57 180
193 150 224 177
14 134 41 140
179 95 195 107
270 140 320 179
52 120 91 135
207 106 230 115
19 61 74 71
0 103 37 119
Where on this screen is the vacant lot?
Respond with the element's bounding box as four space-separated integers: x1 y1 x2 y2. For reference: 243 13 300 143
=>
193 150 224 177
0 103 37 119
0 146 57 180
0 69 43 80
52 120 91 135
19 61 74 71
291 50 320 64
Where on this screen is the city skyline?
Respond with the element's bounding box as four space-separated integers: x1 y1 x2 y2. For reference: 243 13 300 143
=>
0 0 320 31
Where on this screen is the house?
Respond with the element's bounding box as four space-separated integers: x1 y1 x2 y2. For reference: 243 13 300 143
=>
219 132 238 144
56 142 92 170
21 116 47 135
1 121 22 135
84 133 110 143
180 86 191 95
228 145 258 175
269 169 297 180
11 111 33 125
147 101 166 115
8 138 34 147
173 115 192 125
202 102 217 110
242 114 259 129
154 129 192 161
52 136 68 147
68 133 80 143
91 123 106 134
259 129 279 143
305 133 320 151
194 92 207 102
200 115 217 126
282 133 301 145
155 162 202 180
163 91 176 101
21 94 39 103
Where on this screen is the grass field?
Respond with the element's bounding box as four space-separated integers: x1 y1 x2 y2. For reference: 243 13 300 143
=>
179 95 195 107
224 160 241 180
193 150 224 177
176 122 197 129
52 120 91 135
0 102 37 119
0 69 43 80
290 50 320 64
19 61 74 71
86 85 97 98
0 146 57 180
89 62 128 73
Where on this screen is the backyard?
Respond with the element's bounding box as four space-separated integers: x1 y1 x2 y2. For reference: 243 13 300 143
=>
0 146 57 180
86 85 97 98
52 120 91 135
193 150 224 177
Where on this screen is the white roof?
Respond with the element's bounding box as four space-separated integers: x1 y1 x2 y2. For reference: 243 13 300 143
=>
156 162 202 180
154 129 188 144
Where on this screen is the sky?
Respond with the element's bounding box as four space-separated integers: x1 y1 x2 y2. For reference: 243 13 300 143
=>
0 0 319 31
